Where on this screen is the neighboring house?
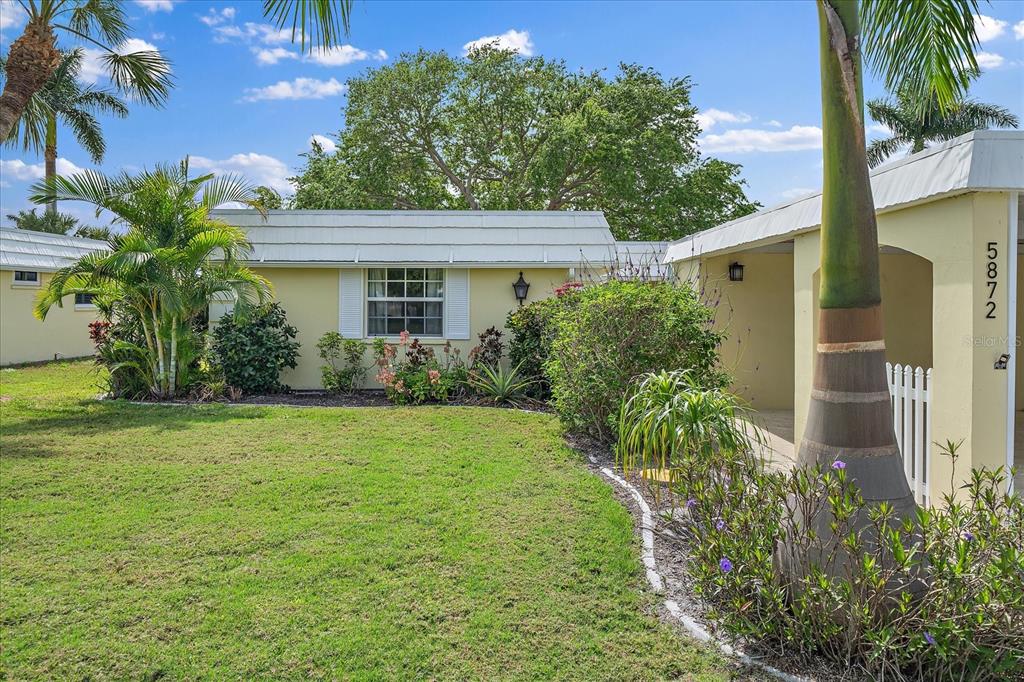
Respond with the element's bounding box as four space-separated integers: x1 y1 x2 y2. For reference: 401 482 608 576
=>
0 228 106 366
209 209 643 390
665 130 1024 502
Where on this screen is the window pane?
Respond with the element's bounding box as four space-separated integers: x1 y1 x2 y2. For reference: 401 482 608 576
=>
425 302 442 317
407 318 424 334
367 281 385 298
425 318 443 336
426 268 444 281
406 281 424 297
406 301 424 316
369 318 385 335
387 301 405 317
75 293 94 305
425 282 443 298
407 268 424 281
368 268 385 281
368 301 386 316
386 281 405 297
387 268 404 281
387 318 405 335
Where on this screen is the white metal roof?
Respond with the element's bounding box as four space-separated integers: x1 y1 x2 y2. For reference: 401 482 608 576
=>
0 228 108 271
666 130 1024 263
210 209 618 266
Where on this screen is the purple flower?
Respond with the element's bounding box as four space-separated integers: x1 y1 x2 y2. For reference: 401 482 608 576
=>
831 460 846 470
719 557 733 573
962 531 974 542
924 632 936 646
686 498 697 510
715 519 726 531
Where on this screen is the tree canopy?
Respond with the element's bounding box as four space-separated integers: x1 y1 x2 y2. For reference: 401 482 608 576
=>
290 47 758 240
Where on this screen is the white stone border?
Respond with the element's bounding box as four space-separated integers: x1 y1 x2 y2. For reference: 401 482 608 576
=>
588 454 813 682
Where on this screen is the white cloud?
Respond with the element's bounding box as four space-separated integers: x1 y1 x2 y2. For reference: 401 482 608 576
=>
199 6 235 27
134 0 174 13
866 122 893 136
0 158 87 181
766 120 782 127
151 32 166 40
242 77 346 102
973 14 1007 42
0 1 26 30
253 47 298 65
694 108 753 131
307 44 388 66
190 153 293 194
79 38 164 84
976 51 1005 70
700 125 822 153
214 21 292 45
309 135 337 153
463 29 534 56
1015 20 1024 40
780 187 816 200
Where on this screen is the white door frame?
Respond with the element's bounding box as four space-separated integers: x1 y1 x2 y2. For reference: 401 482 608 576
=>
1007 191 1019 492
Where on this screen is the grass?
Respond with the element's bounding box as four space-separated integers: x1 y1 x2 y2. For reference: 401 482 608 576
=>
0 360 735 680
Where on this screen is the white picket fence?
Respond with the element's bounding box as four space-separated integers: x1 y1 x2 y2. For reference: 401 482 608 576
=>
886 363 933 506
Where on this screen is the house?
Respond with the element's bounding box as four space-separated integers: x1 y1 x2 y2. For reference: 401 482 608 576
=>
665 130 1024 501
0 228 106 366
209 209 657 390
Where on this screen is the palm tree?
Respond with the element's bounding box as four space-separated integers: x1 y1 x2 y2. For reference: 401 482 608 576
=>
31 160 272 398
797 0 981 540
866 87 1019 167
4 49 129 214
0 0 172 141
0 0 354 141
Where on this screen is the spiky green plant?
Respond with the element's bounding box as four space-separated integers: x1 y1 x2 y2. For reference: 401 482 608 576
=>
468 361 536 407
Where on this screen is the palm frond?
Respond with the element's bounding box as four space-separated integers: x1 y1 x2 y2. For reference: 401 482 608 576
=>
60 108 105 163
866 136 908 168
861 0 982 114
262 0 354 52
101 49 173 107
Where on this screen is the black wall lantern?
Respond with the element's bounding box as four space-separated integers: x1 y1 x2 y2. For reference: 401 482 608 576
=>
513 271 531 306
728 261 744 282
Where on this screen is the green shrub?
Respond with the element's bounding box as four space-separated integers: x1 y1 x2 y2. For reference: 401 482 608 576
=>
211 303 300 394
506 295 567 398
545 280 725 440
617 373 1024 680
469 326 505 369
317 332 367 393
372 334 467 405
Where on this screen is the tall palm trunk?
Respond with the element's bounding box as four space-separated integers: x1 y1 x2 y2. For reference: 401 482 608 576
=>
798 1 916 522
44 113 58 216
168 316 178 398
0 18 61 141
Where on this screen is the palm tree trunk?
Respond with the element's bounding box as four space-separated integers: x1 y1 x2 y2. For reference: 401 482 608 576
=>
151 305 167 398
44 114 58 216
169 316 178 398
798 0 915 529
0 18 61 141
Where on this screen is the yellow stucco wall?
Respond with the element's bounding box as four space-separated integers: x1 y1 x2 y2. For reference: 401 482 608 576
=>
686 252 795 410
0 269 98 365
793 192 1014 501
252 266 570 389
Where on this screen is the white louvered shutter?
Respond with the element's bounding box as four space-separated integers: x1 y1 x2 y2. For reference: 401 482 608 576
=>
444 268 470 340
339 268 364 338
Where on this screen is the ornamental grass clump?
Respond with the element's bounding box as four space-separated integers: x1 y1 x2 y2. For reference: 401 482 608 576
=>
617 373 1023 680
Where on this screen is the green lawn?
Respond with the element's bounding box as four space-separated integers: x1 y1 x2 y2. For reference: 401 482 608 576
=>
0 361 733 680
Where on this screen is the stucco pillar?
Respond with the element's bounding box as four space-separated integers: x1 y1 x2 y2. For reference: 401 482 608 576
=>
792 232 820 445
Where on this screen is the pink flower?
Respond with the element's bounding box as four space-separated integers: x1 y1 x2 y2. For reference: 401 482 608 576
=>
428 369 441 385
376 368 395 386
399 330 410 346
383 344 396 360
394 379 407 394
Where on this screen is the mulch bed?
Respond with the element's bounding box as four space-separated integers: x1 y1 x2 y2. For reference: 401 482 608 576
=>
117 390 553 412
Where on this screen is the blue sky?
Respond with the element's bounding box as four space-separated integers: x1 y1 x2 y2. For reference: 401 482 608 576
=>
1 0 1022 227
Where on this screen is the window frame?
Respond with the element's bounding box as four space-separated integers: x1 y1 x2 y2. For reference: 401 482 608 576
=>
74 292 97 310
365 267 445 338
12 270 40 287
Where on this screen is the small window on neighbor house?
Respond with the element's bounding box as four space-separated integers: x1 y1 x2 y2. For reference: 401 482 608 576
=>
75 293 95 306
14 270 39 283
366 267 444 336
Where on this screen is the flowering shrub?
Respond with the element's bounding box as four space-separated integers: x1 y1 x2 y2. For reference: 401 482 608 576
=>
88 320 111 350
317 332 366 393
617 373 1024 680
372 334 466 404
469 326 504 369
546 280 726 440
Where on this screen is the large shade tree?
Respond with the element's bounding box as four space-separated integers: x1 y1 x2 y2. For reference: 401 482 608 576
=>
290 47 758 241
31 160 272 398
3 49 129 214
797 0 982 541
0 0 353 141
866 85 1018 167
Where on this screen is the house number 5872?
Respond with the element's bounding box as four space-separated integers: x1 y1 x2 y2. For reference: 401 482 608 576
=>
986 241 998 319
